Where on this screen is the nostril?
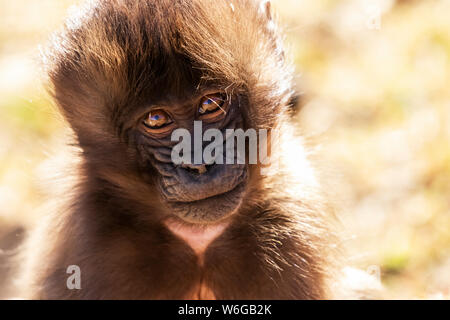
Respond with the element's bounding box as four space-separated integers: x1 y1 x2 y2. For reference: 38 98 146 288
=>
181 163 207 175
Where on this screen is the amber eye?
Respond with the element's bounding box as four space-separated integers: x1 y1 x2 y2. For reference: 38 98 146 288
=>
198 94 228 120
142 109 174 133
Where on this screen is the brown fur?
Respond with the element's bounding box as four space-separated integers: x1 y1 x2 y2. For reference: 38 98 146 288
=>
17 0 342 299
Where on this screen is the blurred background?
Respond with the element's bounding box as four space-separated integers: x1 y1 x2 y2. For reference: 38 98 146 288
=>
0 0 449 299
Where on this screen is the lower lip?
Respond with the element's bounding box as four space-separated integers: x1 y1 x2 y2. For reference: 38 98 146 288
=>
167 180 247 224
170 169 248 204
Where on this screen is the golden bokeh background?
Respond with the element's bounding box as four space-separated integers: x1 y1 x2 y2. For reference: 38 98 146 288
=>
0 0 449 299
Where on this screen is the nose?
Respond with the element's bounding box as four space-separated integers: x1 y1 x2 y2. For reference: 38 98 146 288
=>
181 163 207 175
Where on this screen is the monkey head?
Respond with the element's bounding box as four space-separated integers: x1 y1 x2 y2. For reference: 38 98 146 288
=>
45 0 293 224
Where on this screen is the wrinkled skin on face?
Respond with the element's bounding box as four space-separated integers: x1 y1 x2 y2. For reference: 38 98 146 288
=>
134 92 248 223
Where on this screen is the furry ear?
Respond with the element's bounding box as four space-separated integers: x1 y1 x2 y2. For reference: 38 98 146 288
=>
259 0 272 20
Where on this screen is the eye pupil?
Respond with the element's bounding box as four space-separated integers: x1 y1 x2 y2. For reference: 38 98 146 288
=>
144 110 172 130
199 94 226 115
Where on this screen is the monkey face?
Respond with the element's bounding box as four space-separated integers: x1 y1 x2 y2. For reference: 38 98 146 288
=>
132 90 249 223
47 0 291 225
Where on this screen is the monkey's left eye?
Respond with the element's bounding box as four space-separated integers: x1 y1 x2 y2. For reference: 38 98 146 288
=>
198 94 228 120
142 109 174 134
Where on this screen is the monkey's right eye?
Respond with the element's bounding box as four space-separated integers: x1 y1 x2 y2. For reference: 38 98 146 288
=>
142 110 174 134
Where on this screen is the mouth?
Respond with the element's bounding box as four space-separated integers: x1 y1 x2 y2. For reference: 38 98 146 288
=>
165 177 247 224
